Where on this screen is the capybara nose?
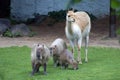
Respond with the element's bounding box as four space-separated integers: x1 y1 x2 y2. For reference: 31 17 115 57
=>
37 55 40 57
37 55 40 59
50 52 52 55
74 67 78 70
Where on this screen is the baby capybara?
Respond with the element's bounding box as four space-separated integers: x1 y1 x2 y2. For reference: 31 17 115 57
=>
59 49 78 70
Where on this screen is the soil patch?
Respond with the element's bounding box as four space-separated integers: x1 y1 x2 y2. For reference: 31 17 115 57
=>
0 16 120 48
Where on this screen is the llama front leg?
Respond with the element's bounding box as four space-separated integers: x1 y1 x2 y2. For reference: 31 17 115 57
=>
77 39 82 64
69 40 75 57
85 36 89 62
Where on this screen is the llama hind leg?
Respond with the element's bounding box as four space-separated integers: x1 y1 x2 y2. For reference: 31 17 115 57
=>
77 39 82 64
85 36 89 62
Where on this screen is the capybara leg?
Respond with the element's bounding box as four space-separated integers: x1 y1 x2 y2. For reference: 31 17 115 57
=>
65 63 68 69
53 57 57 67
61 63 65 69
36 64 40 73
43 63 47 75
31 64 37 76
57 62 60 67
32 62 34 70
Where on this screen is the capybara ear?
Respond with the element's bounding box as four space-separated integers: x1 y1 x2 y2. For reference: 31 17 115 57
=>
41 44 44 50
37 43 40 46
42 45 44 48
55 45 57 48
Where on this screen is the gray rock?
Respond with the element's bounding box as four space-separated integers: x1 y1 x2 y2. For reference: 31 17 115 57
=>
11 23 31 36
0 23 9 35
0 18 11 27
0 19 11 36
34 15 47 24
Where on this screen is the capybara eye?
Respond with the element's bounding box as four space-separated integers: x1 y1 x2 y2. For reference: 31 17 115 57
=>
50 48 52 50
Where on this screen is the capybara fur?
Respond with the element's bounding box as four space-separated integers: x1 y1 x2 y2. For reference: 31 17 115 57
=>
31 44 50 75
59 49 78 70
49 38 67 67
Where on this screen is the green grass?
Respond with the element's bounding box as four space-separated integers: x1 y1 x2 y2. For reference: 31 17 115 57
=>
0 46 120 80
116 28 120 35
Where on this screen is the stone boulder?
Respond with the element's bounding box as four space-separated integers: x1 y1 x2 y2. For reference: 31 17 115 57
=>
11 23 31 36
0 19 11 36
0 23 9 36
0 18 11 27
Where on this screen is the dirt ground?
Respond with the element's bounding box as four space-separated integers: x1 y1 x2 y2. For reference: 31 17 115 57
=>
0 16 120 48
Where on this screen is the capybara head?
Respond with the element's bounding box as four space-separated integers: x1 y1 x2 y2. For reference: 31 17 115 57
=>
72 60 78 70
49 45 58 56
36 44 45 60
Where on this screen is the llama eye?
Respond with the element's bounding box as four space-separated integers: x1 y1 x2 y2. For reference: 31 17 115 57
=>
68 15 70 17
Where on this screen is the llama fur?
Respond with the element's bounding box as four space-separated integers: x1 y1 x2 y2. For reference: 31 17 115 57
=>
65 9 91 64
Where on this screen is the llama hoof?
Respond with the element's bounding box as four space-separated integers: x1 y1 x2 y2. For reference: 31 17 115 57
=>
79 62 82 64
77 59 82 64
54 65 57 67
85 60 88 63
77 60 82 64
85 59 88 63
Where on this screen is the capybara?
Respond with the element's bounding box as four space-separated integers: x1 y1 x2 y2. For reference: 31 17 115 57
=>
49 38 67 67
31 44 50 75
59 49 78 70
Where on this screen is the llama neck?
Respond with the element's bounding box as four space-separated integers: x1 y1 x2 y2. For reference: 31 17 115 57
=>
66 21 73 35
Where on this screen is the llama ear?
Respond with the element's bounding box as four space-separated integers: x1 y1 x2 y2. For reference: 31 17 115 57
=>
69 8 75 12
74 9 78 12
67 8 73 12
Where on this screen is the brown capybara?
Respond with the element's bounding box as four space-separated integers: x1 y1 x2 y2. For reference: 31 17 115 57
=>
59 49 78 70
49 38 67 67
31 44 50 76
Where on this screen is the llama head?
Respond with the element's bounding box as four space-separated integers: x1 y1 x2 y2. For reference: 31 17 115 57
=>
66 10 76 22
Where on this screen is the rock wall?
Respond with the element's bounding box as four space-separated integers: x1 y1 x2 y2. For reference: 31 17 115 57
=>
11 0 110 21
